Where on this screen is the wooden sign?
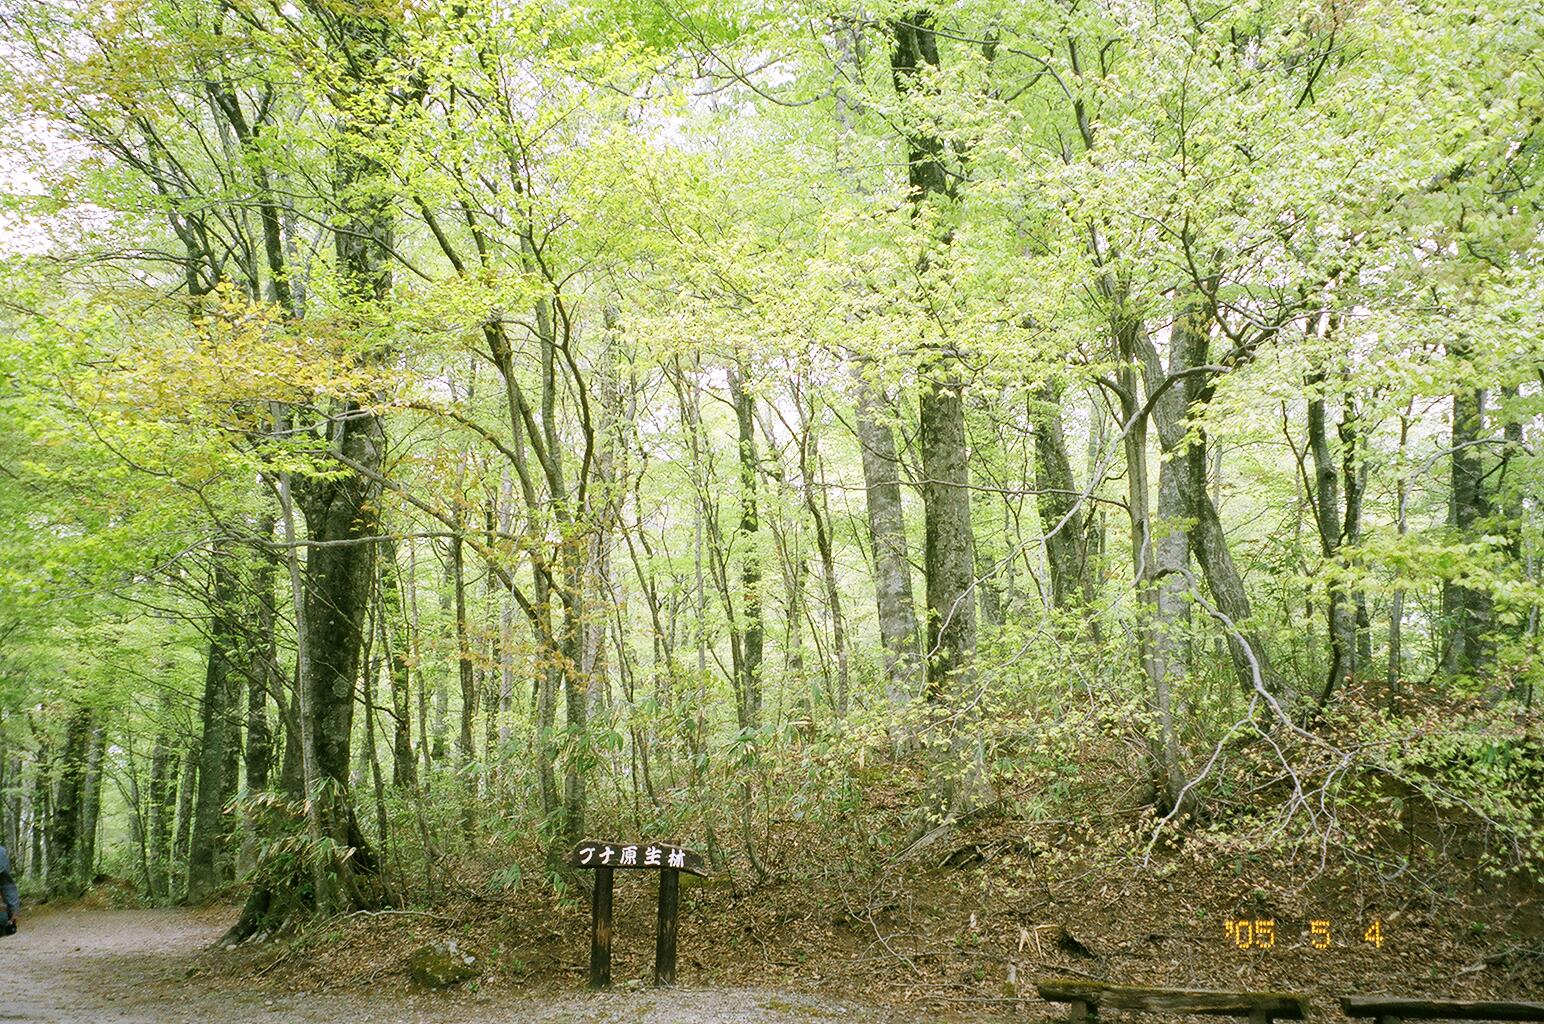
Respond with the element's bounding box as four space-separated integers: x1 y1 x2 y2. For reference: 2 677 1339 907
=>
568 840 707 876
568 839 706 990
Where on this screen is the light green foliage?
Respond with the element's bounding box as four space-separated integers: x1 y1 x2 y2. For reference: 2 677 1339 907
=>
0 0 1537 904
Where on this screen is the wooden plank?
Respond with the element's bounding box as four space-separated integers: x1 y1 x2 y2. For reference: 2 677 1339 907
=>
1036 979 1308 1020
653 867 680 987
568 840 708 877
588 866 614 990
1341 998 1544 1022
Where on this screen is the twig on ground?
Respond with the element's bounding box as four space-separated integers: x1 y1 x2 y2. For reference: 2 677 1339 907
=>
255 948 299 978
345 909 462 924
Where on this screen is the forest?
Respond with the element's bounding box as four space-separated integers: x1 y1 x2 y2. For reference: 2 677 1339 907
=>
0 0 1538 1011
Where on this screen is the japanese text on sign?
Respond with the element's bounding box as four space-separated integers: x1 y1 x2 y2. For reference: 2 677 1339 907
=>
567 840 707 876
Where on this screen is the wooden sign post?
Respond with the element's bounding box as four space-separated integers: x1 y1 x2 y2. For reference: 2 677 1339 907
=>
568 840 707 990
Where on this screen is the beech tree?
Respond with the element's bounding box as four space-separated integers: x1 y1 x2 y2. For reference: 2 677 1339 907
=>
0 0 1537 919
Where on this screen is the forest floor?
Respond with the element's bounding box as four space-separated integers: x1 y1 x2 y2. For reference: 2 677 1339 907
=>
0 905 921 1022
190 807 1541 1023
9 807 1540 1023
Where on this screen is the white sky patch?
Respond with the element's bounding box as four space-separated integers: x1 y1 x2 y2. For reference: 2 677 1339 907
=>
0 116 116 257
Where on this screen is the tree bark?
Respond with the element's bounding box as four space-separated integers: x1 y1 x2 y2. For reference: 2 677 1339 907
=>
72 729 104 883
148 723 174 900
1306 373 1351 689
1118 314 1189 815
1136 305 1289 709
1305 350 1367 703
1029 384 1096 616
28 738 48 882
853 375 922 706
889 13 976 701
284 0 396 910
452 532 476 764
729 367 764 730
889 10 992 821
1442 337 1491 678
1387 410 1413 703
172 733 198 896
240 522 277 877
797 394 850 717
918 374 977 699
188 542 239 901
77 725 107 881
47 706 92 892
380 541 417 788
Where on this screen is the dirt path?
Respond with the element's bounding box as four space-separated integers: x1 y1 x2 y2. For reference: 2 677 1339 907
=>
0 907 931 1023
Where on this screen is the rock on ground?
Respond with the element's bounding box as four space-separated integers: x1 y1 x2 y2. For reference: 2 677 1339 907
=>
408 940 481 988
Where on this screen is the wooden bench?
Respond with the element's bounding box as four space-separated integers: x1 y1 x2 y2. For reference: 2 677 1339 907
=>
1341 997 1544 1024
1037 979 1310 1024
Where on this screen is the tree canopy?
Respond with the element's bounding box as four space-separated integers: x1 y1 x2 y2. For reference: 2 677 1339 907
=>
0 0 1537 931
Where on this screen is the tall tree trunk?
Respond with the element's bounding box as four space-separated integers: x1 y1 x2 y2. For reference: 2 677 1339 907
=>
1118 316 1189 816
811 482 850 719
729 367 764 730
780 535 811 724
1387 409 1413 703
172 734 198 895
585 375 618 726
1138 304 1289 710
296 422 383 898
432 549 451 764
852 375 922 706
277 682 303 798
1029 384 1096 617
188 543 240 902
148 724 174 900
452 532 476 765
915 334 977 701
126 750 150 895
5 754 21 877
381 541 417 788
406 541 433 783
534 578 561 827
497 473 516 767
361 621 389 847
491 357 560 828
77 725 107 881
1497 384 1528 699
240 523 277 877
1306 368 1358 701
889 14 976 702
558 565 588 847
798 396 850 717
28 740 48 882
1345 393 1371 677
1153 452 1191 746
217 667 241 885
584 532 612 721
286 0 396 910
1442 341 1491 678
47 706 92 892
277 468 333 913
483 495 503 790
890 11 989 822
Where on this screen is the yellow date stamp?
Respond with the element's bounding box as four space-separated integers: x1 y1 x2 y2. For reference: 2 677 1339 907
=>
1224 917 1384 950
